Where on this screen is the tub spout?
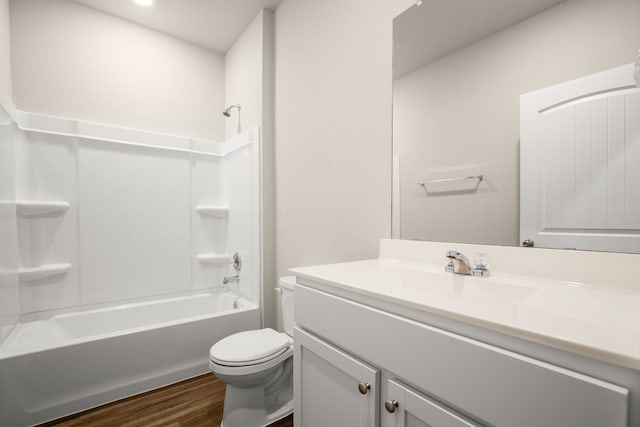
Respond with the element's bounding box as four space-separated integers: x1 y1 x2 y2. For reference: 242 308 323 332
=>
223 275 240 285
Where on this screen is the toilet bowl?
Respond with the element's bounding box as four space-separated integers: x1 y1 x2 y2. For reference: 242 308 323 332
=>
209 276 295 427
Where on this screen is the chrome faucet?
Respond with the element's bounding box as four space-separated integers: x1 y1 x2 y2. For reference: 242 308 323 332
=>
223 275 240 285
445 251 490 277
445 251 473 275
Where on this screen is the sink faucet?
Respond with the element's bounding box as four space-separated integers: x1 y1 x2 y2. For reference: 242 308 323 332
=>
445 251 489 277
445 251 472 275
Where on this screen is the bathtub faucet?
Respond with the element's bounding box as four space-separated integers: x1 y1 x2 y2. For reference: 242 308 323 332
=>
223 274 240 285
224 252 242 285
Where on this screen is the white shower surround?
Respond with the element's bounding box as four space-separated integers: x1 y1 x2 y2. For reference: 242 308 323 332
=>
0 104 263 425
1 104 261 312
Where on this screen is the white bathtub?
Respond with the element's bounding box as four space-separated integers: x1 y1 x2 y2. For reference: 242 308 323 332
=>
0 290 260 426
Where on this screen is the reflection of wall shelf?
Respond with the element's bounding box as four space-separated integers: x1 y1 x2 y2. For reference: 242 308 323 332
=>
197 254 229 265
17 201 70 217
195 205 229 218
419 174 483 186
418 167 484 195
18 263 71 282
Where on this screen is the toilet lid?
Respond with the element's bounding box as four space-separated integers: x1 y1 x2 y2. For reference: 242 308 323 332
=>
209 328 291 365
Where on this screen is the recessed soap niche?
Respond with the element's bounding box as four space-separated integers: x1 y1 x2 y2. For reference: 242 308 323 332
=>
6 111 260 315
17 201 72 283
13 130 79 313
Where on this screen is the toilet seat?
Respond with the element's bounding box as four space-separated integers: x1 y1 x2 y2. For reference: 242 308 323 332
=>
210 328 291 365
211 346 290 367
210 345 293 376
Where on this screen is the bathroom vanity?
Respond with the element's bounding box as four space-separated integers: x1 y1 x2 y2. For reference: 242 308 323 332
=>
290 240 640 427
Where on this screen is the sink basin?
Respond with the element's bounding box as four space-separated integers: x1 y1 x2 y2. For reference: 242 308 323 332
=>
291 259 540 325
341 266 537 307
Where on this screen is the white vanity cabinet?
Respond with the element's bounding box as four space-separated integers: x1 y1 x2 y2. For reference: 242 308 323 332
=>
295 326 478 427
293 281 633 427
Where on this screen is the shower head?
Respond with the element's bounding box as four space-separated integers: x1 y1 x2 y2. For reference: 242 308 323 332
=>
222 104 241 117
222 104 242 135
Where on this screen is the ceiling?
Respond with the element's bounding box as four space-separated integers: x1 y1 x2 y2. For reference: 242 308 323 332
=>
393 0 567 79
73 0 284 54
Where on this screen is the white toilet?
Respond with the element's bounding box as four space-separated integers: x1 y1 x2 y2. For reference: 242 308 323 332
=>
209 276 295 427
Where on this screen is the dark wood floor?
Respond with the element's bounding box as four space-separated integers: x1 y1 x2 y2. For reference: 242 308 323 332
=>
44 373 293 427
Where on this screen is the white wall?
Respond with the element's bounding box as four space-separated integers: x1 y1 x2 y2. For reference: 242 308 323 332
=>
225 10 277 328
10 0 225 141
274 0 414 277
225 11 263 141
393 0 640 246
0 0 11 107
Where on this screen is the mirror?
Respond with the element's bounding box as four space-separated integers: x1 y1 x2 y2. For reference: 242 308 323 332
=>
392 0 640 252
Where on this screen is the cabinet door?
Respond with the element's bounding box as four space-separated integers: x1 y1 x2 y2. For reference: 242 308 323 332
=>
294 327 379 427
384 379 480 427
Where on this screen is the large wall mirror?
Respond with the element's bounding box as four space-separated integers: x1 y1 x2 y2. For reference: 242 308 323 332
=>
392 0 640 253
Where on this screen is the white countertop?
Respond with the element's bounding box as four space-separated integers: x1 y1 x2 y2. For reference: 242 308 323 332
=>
291 252 640 371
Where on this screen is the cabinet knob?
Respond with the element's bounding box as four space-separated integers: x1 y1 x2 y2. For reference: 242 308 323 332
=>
357 382 371 395
385 399 399 413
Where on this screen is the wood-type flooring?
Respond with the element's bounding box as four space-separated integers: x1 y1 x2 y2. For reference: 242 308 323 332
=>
43 373 293 427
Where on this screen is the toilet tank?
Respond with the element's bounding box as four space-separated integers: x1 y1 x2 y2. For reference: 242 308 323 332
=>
279 276 296 336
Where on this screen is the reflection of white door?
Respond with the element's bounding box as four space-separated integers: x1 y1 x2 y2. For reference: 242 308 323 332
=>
520 63 640 253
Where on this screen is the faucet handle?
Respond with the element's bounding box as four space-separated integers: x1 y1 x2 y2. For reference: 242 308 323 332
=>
471 252 490 277
474 252 488 267
232 252 242 273
444 259 455 273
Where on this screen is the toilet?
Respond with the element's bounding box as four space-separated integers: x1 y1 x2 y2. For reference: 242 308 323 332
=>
209 276 295 427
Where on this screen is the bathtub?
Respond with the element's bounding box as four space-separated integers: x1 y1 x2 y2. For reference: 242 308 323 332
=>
0 290 260 426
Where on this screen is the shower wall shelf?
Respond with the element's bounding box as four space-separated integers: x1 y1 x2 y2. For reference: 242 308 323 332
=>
17 201 70 217
18 263 71 282
197 254 230 265
195 206 229 218
11 108 246 157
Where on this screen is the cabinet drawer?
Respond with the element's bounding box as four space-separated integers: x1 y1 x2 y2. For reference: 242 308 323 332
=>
296 284 629 427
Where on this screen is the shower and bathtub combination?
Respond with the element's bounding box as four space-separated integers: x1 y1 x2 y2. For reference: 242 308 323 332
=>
0 103 263 426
